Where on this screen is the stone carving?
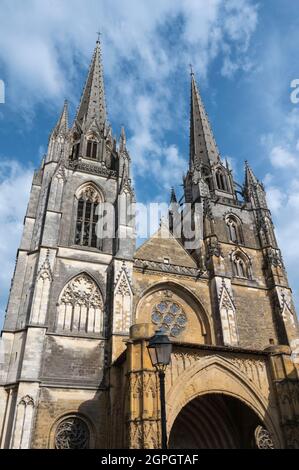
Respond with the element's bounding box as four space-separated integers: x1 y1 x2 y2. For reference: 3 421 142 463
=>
113 265 133 333
151 301 187 337
218 280 238 346
254 425 275 449
127 369 160 449
116 276 131 296
206 236 223 259
78 185 102 203
37 250 53 281
30 251 53 325
134 258 200 278
265 247 283 268
11 395 36 449
69 160 117 178
230 357 268 393
55 416 89 449
19 395 34 407
54 163 66 182
279 291 296 328
57 274 103 333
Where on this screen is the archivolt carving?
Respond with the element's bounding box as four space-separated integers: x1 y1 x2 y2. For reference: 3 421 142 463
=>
56 273 103 334
166 353 280 447
229 357 268 393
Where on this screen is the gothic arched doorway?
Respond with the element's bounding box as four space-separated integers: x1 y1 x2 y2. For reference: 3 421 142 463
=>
168 393 274 449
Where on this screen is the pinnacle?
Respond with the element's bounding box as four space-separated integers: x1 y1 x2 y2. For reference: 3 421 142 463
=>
52 100 68 137
170 187 177 204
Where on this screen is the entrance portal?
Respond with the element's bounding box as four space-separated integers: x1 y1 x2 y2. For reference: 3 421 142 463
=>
169 393 272 449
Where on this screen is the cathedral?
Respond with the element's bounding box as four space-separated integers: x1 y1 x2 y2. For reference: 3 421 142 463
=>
0 39 299 450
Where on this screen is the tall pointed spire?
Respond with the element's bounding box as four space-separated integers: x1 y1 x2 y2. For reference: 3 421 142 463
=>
53 100 68 137
190 72 220 170
76 39 106 129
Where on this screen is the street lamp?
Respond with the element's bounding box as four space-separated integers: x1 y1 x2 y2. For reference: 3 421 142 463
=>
147 329 172 449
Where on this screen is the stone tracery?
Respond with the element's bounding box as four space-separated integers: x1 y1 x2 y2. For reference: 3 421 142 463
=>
151 300 187 337
254 425 275 449
55 416 90 449
56 273 103 334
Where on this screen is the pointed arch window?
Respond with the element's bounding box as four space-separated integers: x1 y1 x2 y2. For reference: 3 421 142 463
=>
56 273 103 334
75 185 102 249
86 140 98 159
215 168 230 192
232 251 251 279
226 215 244 244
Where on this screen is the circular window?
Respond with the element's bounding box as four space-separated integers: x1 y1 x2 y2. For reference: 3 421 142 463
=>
55 416 90 449
254 425 275 449
151 301 187 337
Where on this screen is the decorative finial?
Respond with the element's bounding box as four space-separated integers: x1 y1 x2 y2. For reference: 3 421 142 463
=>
96 31 101 43
189 63 194 76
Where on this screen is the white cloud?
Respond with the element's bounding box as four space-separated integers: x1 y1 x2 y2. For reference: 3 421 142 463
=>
270 146 297 169
265 186 285 213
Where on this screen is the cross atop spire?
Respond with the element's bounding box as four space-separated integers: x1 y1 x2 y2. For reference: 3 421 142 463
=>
75 40 106 129
189 73 220 170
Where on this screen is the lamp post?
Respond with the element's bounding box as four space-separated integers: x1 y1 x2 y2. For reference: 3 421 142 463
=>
147 329 172 449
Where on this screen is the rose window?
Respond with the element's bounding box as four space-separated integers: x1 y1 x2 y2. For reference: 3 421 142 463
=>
55 416 90 449
151 301 187 337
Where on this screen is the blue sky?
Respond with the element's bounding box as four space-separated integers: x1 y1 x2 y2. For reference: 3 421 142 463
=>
0 0 299 327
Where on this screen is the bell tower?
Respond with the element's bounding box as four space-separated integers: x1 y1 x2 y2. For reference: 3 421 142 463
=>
183 71 298 349
0 39 135 449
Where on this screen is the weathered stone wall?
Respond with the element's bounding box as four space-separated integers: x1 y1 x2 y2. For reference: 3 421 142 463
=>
31 388 108 448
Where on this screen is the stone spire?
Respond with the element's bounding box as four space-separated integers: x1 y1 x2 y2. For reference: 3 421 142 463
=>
75 39 106 129
46 100 69 164
189 72 220 170
244 160 260 188
52 100 69 137
244 160 268 210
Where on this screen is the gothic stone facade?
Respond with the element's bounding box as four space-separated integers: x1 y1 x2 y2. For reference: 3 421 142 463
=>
0 41 299 449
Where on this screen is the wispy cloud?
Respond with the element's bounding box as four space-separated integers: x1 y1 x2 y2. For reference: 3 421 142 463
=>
0 0 258 187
